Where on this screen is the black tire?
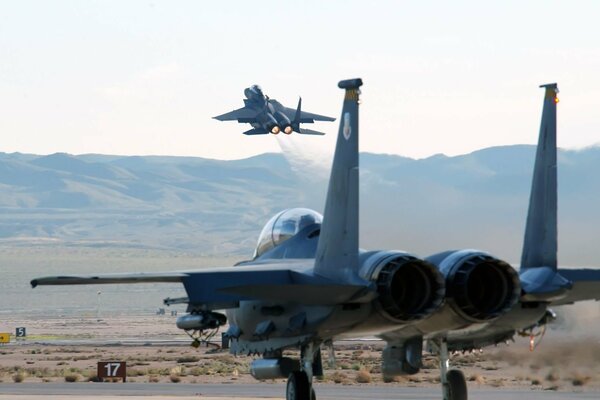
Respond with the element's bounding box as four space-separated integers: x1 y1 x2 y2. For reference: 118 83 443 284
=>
447 369 468 400
286 371 311 400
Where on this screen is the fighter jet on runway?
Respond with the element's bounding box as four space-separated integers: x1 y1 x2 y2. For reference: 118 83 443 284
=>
32 79 600 400
213 85 335 135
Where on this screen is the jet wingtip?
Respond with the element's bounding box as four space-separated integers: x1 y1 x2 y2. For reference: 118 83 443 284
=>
30 279 38 288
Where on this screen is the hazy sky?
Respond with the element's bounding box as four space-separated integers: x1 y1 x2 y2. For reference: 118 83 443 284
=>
2 1 600 160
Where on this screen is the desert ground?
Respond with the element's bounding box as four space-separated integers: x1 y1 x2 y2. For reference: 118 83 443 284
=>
1 315 600 393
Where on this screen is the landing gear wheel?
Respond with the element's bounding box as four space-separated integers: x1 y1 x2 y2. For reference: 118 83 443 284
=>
286 371 310 400
446 369 467 400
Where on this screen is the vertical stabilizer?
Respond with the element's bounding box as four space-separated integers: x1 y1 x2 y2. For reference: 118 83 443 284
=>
314 79 363 283
520 83 559 271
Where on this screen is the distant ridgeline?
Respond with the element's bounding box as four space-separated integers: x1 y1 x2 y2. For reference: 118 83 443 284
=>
1 146 599 264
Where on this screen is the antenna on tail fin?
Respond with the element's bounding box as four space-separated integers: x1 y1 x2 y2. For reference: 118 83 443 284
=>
520 83 559 271
314 79 363 284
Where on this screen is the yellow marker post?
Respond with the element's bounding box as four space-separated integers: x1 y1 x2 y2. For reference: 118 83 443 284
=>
0 332 10 343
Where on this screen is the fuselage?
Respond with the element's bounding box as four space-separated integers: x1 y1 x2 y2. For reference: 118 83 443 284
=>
242 85 294 134
224 216 545 354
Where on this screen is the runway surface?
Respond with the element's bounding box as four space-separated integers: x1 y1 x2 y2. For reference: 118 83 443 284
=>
1 383 598 399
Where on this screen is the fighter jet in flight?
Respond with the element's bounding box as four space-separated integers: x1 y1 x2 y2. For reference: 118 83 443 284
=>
213 85 335 135
32 80 600 400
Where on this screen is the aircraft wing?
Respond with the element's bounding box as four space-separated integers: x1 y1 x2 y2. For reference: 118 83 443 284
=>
31 266 373 308
213 106 258 122
31 272 188 287
550 268 600 305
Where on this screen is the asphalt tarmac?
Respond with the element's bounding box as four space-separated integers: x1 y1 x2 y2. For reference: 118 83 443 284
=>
0 383 598 399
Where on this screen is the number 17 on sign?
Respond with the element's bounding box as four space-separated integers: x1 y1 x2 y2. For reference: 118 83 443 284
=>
97 361 126 382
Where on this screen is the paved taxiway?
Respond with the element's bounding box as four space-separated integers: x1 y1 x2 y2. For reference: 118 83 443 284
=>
1 383 598 399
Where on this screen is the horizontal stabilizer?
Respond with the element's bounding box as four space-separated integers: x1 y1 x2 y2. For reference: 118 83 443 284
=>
219 284 371 305
551 268 600 305
298 128 326 136
243 128 268 135
282 104 335 123
31 272 188 288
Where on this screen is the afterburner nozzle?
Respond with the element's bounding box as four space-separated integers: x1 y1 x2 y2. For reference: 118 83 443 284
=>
271 126 280 134
283 126 293 134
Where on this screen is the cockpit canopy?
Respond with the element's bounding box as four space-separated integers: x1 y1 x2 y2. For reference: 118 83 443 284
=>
244 84 264 100
254 208 323 258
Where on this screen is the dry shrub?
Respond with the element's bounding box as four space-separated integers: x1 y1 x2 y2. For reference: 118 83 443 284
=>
330 371 347 384
176 356 199 363
148 375 160 383
571 372 591 386
339 362 351 370
482 365 498 371
514 373 527 381
383 374 407 383
488 378 504 387
169 374 181 383
545 370 560 382
12 372 25 383
127 369 146 377
355 369 371 383
529 363 542 371
531 378 541 385
64 374 80 382
468 373 485 384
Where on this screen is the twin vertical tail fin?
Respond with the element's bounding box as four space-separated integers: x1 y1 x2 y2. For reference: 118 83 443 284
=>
292 97 326 135
520 83 559 271
294 97 302 125
314 79 364 284
519 83 572 300
291 98 303 133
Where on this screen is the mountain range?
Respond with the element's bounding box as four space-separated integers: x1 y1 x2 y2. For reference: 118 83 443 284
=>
1 146 599 265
